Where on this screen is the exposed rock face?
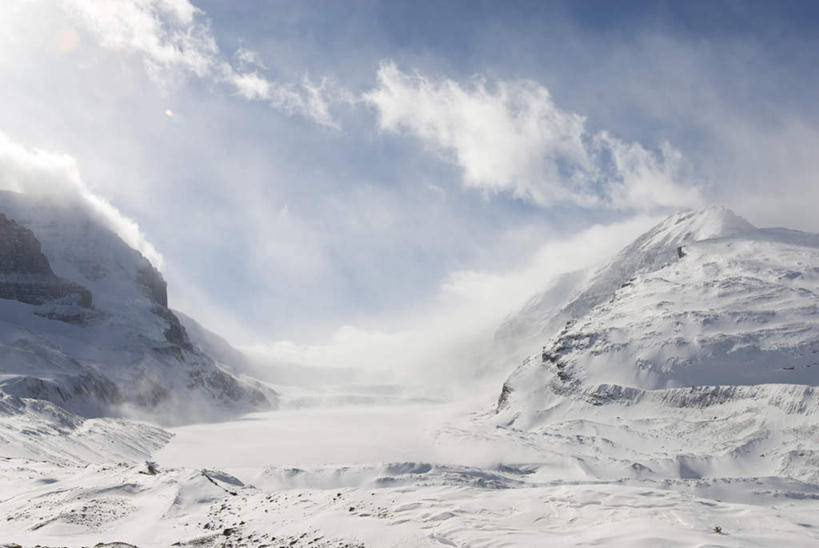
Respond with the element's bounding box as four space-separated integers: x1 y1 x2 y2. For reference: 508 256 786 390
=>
0 192 274 423
152 305 194 350
0 213 92 308
136 248 195 350
0 212 53 275
138 263 168 307
137 262 194 351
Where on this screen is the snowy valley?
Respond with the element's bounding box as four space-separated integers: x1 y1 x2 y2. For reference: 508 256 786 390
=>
1 200 818 547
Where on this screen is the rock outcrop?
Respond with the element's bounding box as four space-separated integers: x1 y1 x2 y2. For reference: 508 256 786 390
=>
0 192 274 424
0 213 92 309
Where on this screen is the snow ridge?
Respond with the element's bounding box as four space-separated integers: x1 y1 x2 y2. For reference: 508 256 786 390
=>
495 206 819 485
493 206 757 370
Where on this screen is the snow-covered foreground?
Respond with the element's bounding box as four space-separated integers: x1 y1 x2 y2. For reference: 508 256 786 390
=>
2 396 819 547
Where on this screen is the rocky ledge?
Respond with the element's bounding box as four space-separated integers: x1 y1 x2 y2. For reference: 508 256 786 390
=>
0 213 92 310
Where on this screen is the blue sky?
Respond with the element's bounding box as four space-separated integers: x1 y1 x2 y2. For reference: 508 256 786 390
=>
1 1 818 369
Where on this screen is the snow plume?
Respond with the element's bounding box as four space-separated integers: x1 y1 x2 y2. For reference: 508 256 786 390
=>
364 62 703 211
60 0 342 127
0 130 163 268
245 215 657 389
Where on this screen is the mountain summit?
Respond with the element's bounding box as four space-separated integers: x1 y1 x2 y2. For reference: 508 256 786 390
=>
0 191 273 423
494 206 819 482
493 206 757 369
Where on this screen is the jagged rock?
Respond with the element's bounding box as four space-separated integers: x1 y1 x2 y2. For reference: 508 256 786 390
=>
153 305 194 350
0 212 53 275
138 262 168 307
496 383 513 411
0 212 92 309
0 192 275 423
187 367 269 406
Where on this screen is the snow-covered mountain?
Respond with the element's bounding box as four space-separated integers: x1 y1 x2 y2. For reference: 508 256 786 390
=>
493 206 819 483
0 191 273 424
493 206 756 369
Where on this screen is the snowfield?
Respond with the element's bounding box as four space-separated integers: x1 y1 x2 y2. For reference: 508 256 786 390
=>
2 399 819 547
2 204 819 547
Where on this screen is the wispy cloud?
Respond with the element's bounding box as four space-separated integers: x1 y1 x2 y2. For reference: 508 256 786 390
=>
245 215 657 385
60 0 342 126
49 2 702 207
364 62 702 211
0 130 163 268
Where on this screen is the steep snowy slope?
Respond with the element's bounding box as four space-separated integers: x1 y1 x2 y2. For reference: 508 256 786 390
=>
492 206 756 371
0 191 273 423
494 206 819 483
491 269 589 373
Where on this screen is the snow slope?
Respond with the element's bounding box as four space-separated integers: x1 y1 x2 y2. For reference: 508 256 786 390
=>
546 229 819 389
0 191 273 423
495 206 819 486
491 269 589 373
493 206 757 369
0 393 170 465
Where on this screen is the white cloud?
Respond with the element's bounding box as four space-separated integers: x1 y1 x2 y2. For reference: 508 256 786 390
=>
365 62 702 211
0 130 163 268
596 134 702 210
59 0 341 126
234 47 266 71
62 0 215 78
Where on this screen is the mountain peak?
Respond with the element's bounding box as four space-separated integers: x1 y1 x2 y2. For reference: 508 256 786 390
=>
563 206 755 322
0 192 273 422
640 205 755 250
490 206 759 374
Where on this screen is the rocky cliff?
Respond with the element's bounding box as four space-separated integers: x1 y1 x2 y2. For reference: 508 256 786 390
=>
0 191 274 423
0 213 92 310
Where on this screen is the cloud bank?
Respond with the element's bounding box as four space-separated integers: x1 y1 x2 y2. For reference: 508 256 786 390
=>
365 63 702 211
0 130 163 268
